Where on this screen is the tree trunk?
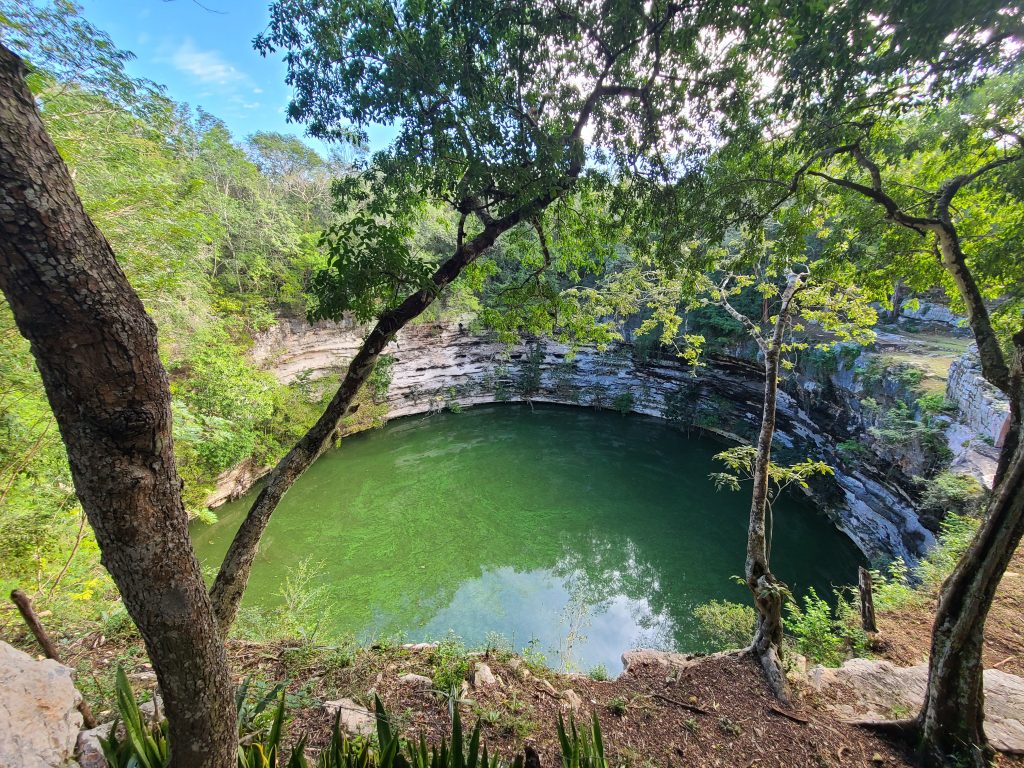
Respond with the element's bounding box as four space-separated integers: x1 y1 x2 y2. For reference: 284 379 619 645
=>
747 337 791 703
858 566 878 633
0 44 236 768
209 196 566 631
744 273 806 704
917 411 1022 767
886 280 905 323
913 227 1024 766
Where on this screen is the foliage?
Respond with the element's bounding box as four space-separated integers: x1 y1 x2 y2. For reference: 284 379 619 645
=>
693 600 756 650
918 472 987 522
99 667 618 768
430 634 471 695
785 588 867 667
557 712 608 768
588 665 609 682
710 445 833 496
917 514 982 593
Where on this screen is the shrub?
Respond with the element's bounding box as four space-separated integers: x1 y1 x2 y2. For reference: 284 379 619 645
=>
918 472 987 521
785 588 867 667
588 664 609 682
430 634 471 694
917 513 981 592
693 600 756 650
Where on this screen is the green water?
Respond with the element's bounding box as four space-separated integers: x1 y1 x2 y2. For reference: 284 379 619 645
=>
193 404 864 673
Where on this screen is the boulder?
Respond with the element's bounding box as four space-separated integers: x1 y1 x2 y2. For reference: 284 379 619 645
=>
398 673 433 690
620 649 698 675
0 641 83 768
560 690 583 712
472 663 497 688
323 698 375 737
811 658 1024 754
75 722 113 768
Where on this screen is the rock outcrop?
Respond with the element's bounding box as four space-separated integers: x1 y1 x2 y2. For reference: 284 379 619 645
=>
810 658 1024 755
0 641 83 768
224 319 939 564
947 349 1012 448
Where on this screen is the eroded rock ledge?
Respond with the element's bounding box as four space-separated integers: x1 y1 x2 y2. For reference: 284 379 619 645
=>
211 318 976 564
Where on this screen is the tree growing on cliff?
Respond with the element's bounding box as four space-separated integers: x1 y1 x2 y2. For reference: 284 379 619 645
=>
696 244 875 700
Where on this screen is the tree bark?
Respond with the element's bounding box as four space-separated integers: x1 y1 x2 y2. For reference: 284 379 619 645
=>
858 566 878 633
916 227 1024 767
743 273 806 704
0 44 236 768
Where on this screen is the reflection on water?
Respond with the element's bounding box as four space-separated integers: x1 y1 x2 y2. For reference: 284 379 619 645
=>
192 404 864 673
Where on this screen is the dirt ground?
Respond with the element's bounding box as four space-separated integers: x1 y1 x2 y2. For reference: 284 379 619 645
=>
234 645 915 768
874 545 1024 679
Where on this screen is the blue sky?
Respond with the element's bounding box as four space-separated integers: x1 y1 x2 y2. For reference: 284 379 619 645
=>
77 0 398 156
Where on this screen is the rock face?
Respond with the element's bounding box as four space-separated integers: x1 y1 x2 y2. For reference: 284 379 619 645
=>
810 658 1024 755
947 349 1012 448
229 319 942 563
0 641 83 768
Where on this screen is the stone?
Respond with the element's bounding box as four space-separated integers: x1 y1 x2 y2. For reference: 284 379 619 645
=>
811 658 1024 754
0 641 83 768
620 649 697 675
398 673 433 690
400 642 438 652
560 690 583 711
472 663 497 688
324 698 375 737
537 679 558 696
76 722 113 768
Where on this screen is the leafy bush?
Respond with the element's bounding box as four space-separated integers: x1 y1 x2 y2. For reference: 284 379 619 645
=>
917 513 981 592
611 391 634 414
785 588 867 667
918 472 987 521
693 600 755 650
430 634 471 694
588 664 609 682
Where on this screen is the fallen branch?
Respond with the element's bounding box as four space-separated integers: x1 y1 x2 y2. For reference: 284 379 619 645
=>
767 704 810 724
652 692 712 715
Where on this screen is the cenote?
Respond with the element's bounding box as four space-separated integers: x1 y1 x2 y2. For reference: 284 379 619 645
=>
193 404 864 673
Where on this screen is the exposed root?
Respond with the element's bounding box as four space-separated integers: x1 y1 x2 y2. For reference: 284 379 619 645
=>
843 717 919 736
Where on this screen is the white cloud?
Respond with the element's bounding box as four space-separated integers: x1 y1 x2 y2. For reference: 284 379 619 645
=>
171 39 246 86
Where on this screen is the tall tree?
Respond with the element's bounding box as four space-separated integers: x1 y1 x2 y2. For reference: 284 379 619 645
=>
788 86 1024 766
207 0 789 630
0 43 237 768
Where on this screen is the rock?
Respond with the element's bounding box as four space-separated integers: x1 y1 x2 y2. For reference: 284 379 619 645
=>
324 698 375 737
398 673 433 690
560 690 583 711
811 659 1024 754
537 679 558 696
76 722 114 768
400 642 438 652
0 641 83 768
472 663 497 688
620 649 697 676
786 653 809 684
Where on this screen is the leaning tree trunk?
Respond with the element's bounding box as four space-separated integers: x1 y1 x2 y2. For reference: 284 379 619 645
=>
209 196 569 631
0 44 236 768
910 226 1024 767
916 332 1023 768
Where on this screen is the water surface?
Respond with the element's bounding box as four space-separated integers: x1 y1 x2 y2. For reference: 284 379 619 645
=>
193 405 863 672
